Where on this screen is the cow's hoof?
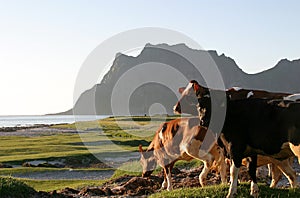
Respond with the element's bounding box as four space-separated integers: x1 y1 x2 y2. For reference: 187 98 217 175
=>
250 182 259 198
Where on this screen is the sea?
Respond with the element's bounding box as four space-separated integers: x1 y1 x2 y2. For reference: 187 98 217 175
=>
0 115 108 127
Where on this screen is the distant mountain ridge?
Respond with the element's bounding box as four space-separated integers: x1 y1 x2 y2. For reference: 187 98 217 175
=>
60 43 300 115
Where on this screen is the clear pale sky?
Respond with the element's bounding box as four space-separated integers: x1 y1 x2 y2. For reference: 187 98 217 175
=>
0 0 299 115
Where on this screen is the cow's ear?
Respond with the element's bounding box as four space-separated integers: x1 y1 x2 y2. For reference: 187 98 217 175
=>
139 145 144 153
178 87 185 94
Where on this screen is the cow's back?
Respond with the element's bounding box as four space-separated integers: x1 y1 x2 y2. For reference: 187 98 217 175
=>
223 99 290 156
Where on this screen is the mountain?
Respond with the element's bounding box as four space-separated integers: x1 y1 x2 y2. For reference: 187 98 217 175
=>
62 43 300 115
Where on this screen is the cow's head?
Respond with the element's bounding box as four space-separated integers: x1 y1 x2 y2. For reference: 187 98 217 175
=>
173 80 209 115
139 145 157 177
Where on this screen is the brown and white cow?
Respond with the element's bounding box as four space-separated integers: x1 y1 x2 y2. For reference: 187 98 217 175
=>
139 117 227 191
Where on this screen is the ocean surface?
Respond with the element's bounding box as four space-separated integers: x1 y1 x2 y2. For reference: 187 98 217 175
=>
0 115 108 127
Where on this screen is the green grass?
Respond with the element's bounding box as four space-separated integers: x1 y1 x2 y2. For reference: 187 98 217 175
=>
110 159 202 180
0 177 36 198
0 168 113 192
0 176 103 193
174 159 203 169
0 167 113 175
22 179 104 192
0 116 164 165
111 161 143 179
0 116 172 192
150 183 300 198
0 134 89 164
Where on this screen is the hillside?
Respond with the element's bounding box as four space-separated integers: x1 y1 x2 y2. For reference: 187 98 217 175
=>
62 43 300 115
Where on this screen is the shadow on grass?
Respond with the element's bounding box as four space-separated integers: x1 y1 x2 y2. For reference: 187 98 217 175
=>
70 139 150 147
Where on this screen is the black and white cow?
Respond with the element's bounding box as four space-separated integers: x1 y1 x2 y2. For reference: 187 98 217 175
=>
284 93 300 102
174 80 299 198
197 95 300 197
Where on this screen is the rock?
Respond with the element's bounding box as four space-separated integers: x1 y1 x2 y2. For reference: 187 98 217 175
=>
58 187 79 195
102 187 113 196
0 163 12 168
79 187 107 196
37 162 64 168
22 162 37 167
22 161 64 168
171 167 181 174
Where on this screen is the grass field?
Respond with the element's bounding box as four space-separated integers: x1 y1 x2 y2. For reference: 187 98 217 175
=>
0 116 176 165
150 183 300 198
1 115 300 197
0 116 175 192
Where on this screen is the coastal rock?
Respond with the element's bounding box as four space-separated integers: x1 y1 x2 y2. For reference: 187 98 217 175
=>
22 161 65 168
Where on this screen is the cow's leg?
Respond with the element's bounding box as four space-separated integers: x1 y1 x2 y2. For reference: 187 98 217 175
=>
267 163 272 177
161 167 168 190
185 140 214 187
165 165 173 191
269 165 282 188
216 147 227 185
199 160 210 187
226 160 240 198
161 165 173 191
276 157 297 188
248 155 259 198
227 143 246 198
289 143 300 164
219 158 227 185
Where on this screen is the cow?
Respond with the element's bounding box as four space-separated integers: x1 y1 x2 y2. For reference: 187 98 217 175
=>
226 87 289 100
284 93 300 102
174 80 289 116
191 93 300 198
173 80 297 189
139 117 227 191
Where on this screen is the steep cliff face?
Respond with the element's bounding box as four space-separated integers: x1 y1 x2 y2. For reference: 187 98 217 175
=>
62 43 300 115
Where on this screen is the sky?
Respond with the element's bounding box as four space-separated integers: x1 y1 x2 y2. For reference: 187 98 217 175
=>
0 0 299 115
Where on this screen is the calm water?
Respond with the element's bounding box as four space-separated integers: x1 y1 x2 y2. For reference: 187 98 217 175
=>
0 115 108 127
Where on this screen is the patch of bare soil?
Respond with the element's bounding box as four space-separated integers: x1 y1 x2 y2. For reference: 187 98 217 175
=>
32 167 233 197
34 161 298 198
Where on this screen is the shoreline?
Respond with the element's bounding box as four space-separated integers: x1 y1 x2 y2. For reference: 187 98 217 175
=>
0 124 54 132
0 114 109 128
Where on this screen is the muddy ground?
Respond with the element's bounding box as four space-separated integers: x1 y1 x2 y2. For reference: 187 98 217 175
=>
33 162 298 198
